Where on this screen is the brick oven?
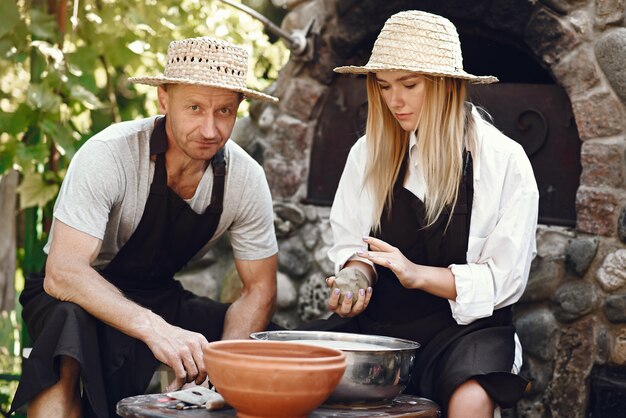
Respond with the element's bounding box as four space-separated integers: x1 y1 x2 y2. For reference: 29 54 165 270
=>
179 1 626 416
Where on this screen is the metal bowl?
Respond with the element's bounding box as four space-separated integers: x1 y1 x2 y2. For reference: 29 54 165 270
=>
250 330 420 405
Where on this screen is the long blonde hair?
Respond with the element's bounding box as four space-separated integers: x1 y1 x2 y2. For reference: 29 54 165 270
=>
364 73 477 231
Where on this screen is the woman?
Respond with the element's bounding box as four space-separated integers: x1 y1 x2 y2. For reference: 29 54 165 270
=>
323 10 538 417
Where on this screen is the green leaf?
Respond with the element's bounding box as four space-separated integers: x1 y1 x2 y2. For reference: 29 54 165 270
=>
0 103 35 136
29 9 58 41
26 83 61 112
16 140 49 167
0 0 20 38
0 37 12 57
69 84 104 110
16 171 59 209
0 142 16 174
40 119 78 157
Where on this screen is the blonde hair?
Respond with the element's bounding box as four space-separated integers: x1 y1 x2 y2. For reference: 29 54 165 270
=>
364 73 477 231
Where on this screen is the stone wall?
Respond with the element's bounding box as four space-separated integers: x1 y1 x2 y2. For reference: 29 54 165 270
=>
179 0 626 416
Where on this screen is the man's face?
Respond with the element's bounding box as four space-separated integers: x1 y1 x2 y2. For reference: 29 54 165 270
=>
158 84 242 161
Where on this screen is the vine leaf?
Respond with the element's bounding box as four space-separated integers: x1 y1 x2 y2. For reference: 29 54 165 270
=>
0 0 20 37
16 171 59 210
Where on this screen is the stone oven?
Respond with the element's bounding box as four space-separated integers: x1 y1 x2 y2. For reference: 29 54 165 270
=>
180 1 626 416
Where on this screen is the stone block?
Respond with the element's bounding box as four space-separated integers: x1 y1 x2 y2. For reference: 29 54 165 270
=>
281 78 326 121
257 106 276 131
564 236 599 276
276 271 298 309
536 225 576 259
300 223 320 250
596 0 626 27
580 140 625 187
595 28 626 103
177 268 219 300
268 115 311 161
516 397 547 418
297 272 331 322
571 91 625 140
547 317 597 418
520 355 554 395
552 48 600 96
271 309 301 330
541 0 591 14
522 256 564 302
274 201 306 226
231 116 258 150
264 157 307 199
611 328 626 364
596 249 626 291
516 308 560 360
576 187 619 236
278 245 311 278
314 244 334 276
525 8 581 65
568 9 595 41
303 204 319 222
552 280 599 322
604 293 626 323
618 207 626 244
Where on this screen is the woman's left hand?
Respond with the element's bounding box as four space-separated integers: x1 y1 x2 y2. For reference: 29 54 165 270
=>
357 236 420 289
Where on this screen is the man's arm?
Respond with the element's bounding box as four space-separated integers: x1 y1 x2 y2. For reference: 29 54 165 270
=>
221 255 277 339
45 219 209 390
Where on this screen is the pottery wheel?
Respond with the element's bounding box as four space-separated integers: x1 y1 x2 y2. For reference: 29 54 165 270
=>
117 393 440 417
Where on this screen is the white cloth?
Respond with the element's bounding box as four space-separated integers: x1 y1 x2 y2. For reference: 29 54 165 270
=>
45 116 278 269
328 109 539 326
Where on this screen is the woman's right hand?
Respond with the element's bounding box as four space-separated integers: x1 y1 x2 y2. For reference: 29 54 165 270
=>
325 275 373 318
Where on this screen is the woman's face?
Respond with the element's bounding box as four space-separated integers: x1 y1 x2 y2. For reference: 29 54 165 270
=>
375 71 427 132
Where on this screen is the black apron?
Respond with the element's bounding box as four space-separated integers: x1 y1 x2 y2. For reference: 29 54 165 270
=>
304 151 527 413
11 117 230 418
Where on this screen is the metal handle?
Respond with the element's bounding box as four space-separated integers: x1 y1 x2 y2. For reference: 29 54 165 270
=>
218 0 307 55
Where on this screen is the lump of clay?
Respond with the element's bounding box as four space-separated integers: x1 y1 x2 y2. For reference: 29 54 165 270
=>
332 268 370 306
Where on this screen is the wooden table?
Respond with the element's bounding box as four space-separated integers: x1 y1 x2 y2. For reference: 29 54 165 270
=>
117 393 440 417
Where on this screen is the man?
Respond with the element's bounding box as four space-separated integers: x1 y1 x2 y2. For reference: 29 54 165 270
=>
10 36 279 418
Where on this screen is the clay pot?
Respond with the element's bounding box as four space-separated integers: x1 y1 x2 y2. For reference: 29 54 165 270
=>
204 340 347 418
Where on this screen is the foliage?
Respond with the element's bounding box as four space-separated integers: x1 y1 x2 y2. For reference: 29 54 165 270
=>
0 0 288 410
0 0 288 260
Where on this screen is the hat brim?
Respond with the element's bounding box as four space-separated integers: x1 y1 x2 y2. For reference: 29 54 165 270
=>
128 76 279 103
333 65 498 84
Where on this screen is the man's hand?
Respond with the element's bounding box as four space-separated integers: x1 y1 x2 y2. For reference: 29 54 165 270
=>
144 321 210 392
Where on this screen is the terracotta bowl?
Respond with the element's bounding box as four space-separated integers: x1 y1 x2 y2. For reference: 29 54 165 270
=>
204 339 347 418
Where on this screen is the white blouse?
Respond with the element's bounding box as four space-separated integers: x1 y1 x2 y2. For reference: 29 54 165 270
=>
328 109 539 326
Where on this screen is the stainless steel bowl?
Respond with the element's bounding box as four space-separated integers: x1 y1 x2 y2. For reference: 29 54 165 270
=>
250 330 420 405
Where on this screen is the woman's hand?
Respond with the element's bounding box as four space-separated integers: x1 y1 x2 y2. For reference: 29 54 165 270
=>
325 272 373 318
357 236 420 289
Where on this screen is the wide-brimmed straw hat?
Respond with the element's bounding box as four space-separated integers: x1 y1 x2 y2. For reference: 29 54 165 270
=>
129 36 278 103
334 10 498 84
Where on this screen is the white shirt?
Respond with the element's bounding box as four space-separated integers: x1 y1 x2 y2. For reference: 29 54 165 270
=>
328 109 539 326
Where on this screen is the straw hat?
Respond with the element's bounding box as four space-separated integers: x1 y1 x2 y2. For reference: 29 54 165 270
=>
334 10 498 84
129 37 278 102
